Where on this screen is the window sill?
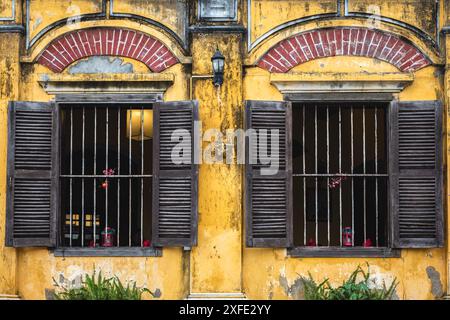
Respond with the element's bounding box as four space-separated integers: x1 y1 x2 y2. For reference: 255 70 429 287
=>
288 247 401 258
52 247 162 257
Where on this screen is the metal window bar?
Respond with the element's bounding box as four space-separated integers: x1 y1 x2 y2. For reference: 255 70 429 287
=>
302 106 306 246
93 107 97 246
339 107 342 247
140 107 144 247
362 105 366 242
294 103 387 248
351 105 354 246
117 107 120 247
69 107 73 247
129 107 132 247
105 107 109 239
314 104 318 246
326 106 330 247
61 105 152 248
375 107 379 247
81 106 85 247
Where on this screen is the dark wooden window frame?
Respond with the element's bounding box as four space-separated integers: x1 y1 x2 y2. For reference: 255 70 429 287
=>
284 93 400 258
53 94 163 257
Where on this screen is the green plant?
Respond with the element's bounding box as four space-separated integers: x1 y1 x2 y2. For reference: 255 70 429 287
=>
53 270 156 300
300 263 398 300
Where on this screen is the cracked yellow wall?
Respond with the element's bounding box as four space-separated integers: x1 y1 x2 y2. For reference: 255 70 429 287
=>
190 33 243 294
0 0 192 299
1 0 449 300
241 0 447 299
9 58 191 299
243 55 447 300
0 32 20 296
445 33 450 297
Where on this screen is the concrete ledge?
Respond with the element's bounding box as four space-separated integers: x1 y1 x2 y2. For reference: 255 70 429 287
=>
187 293 247 300
0 294 20 300
38 73 174 95
271 72 414 94
52 247 162 257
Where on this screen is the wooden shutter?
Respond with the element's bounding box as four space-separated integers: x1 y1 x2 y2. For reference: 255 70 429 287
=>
6 101 58 247
390 100 443 248
245 100 292 247
152 100 199 247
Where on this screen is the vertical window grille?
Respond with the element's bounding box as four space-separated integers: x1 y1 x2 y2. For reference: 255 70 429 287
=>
60 104 153 248
292 102 388 248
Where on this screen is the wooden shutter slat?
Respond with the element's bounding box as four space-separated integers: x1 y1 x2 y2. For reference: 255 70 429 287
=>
152 100 198 247
6 101 58 247
391 100 443 248
245 100 292 248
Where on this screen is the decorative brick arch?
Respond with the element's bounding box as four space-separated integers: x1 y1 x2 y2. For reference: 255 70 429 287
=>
37 27 179 73
257 27 430 73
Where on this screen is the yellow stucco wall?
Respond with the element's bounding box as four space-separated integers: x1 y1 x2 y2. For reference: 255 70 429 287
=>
11 58 191 300
190 33 243 293
0 0 449 299
0 32 20 296
243 56 447 300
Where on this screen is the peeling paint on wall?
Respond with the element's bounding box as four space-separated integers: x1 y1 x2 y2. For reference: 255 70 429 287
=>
426 266 444 299
279 274 305 300
1 0 449 300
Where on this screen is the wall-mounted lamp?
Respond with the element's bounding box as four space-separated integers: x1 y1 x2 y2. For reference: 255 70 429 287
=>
126 109 153 141
211 49 225 87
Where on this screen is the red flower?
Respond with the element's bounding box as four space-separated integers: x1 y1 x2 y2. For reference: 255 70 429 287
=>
143 240 151 247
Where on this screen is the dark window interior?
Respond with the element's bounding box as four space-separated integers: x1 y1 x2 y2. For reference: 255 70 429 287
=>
60 104 153 248
292 102 388 248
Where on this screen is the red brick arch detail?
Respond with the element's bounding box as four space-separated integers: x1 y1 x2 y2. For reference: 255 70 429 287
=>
37 27 179 73
257 28 430 73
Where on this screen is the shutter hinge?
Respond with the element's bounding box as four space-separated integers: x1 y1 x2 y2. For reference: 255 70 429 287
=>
8 177 12 188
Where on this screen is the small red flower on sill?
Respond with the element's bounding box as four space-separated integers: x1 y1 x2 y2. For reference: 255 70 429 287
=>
307 238 316 246
363 238 373 247
88 240 99 248
143 240 151 247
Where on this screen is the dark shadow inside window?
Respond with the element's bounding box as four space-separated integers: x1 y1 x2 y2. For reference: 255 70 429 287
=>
60 104 153 248
292 102 388 248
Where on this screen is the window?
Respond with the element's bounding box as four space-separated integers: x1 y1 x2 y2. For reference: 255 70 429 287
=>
245 99 443 254
6 99 199 252
60 104 153 248
292 102 388 248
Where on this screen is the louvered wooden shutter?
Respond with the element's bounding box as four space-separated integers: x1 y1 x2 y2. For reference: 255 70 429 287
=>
6 101 58 247
152 101 199 247
245 100 292 247
390 100 443 248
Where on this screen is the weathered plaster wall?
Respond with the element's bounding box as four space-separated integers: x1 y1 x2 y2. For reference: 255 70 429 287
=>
445 33 450 297
243 55 447 300
15 248 189 300
190 33 243 293
0 32 20 296
0 0 448 300
0 1 192 300
11 56 190 299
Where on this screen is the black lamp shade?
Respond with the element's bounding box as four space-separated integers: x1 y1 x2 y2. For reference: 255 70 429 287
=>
211 49 225 86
